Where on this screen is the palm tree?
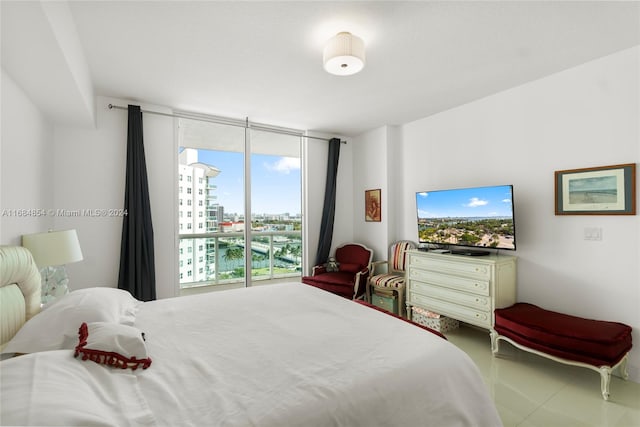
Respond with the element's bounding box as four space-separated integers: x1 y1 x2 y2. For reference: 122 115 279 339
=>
290 245 301 262
274 246 286 259
223 247 244 269
251 252 265 268
280 243 291 257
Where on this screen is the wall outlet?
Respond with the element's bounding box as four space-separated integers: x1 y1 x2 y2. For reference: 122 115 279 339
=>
584 227 603 241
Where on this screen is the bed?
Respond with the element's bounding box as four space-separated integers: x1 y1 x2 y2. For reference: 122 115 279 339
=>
0 246 502 426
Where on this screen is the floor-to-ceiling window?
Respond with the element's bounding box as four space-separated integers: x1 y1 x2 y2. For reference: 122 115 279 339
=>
177 115 302 293
249 129 302 283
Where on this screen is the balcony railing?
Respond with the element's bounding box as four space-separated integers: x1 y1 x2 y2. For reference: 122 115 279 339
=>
178 230 302 289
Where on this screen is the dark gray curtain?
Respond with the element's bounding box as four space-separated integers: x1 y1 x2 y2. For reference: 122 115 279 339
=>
315 137 341 265
118 105 156 301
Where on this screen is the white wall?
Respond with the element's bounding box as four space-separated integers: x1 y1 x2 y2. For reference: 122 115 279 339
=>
354 46 640 381
351 125 406 261
52 97 177 299
0 69 54 244
352 126 389 259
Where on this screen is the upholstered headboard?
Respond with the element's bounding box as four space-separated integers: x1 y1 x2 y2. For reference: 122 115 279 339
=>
0 246 41 350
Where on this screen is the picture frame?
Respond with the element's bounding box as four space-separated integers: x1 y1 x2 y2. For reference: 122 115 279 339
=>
365 189 381 222
555 163 636 215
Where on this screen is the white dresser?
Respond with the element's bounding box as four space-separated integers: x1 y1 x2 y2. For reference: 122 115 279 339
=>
406 250 517 330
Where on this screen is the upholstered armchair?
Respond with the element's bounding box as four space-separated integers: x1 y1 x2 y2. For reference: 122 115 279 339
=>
302 243 373 300
367 241 416 317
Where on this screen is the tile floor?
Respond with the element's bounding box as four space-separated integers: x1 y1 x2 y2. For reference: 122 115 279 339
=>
444 325 640 427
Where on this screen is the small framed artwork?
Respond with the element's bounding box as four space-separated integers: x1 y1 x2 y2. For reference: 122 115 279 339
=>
365 189 381 222
555 163 636 215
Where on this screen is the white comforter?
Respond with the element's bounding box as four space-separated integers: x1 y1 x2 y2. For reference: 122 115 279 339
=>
1 283 502 426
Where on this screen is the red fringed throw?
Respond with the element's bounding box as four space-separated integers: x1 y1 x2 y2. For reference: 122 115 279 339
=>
74 322 152 370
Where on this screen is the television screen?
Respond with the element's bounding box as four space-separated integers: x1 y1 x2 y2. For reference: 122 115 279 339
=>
416 184 516 251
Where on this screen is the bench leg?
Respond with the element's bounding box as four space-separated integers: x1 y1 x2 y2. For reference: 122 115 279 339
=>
599 367 612 401
490 329 500 354
617 355 629 380
601 353 631 400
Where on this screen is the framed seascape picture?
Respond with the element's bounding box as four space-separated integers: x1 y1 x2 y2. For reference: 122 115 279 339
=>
365 189 381 222
555 163 636 215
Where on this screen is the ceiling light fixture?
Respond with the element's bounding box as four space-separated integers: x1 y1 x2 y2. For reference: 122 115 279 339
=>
323 32 365 76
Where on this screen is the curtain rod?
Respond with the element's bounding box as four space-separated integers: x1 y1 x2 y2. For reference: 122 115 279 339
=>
107 104 345 143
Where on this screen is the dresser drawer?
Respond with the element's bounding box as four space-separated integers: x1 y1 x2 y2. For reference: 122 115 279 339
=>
410 255 491 280
409 269 489 296
410 282 491 311
409 293 492 328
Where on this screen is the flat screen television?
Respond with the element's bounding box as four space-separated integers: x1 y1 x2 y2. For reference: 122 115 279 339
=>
416 184 516 253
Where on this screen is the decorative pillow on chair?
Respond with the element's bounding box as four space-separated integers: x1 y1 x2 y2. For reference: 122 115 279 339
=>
74 322 152 370
325 257 340 272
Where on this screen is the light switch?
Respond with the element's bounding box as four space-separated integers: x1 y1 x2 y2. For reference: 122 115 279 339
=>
584 227 603 241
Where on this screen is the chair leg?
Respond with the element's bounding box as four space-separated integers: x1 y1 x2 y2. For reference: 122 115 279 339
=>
365 280 371 303
397 287 405 318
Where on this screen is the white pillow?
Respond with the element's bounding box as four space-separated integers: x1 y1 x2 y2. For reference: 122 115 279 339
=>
74 322 151 370
2 287 141 355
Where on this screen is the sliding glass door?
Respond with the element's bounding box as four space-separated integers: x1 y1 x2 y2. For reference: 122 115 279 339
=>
177 116 302 292
249 129 302 283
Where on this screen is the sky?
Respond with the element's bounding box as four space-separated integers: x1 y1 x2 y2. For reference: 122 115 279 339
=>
416 185 514 219
195 149 301 215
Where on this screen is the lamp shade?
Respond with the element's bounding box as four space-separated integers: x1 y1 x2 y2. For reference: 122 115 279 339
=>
22 229 83 268
323 32 365 76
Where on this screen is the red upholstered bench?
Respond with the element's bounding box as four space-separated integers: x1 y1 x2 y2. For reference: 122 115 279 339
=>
491 303 632 400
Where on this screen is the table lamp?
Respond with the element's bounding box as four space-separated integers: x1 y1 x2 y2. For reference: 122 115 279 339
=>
22 229 83 304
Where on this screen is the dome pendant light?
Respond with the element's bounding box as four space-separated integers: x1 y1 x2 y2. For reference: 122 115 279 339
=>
323 32 365 76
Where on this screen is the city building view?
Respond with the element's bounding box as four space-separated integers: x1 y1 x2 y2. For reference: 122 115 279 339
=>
178 147 302 289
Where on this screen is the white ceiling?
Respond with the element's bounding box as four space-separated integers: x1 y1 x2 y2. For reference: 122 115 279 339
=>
2 1 639 137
